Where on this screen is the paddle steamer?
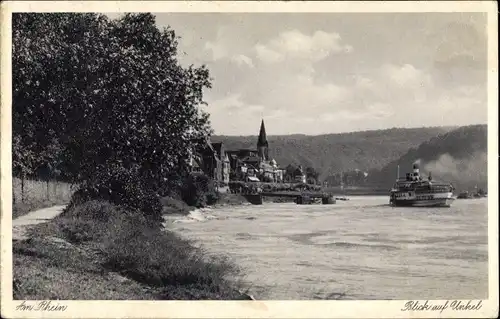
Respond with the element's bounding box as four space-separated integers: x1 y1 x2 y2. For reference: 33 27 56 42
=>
389 163 455 207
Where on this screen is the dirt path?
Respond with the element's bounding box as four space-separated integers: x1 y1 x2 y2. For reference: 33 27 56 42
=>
12 205 66 240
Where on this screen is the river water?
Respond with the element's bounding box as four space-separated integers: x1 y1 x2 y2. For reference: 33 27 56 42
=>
166 196 488 300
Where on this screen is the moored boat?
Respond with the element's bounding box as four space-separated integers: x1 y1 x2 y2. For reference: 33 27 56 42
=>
457 187 487 199
335 197 349 201
457 191 472 199
389 163 455 208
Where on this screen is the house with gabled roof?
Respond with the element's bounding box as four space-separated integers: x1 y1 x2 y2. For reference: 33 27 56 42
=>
211 142 230 185
188 137 230 185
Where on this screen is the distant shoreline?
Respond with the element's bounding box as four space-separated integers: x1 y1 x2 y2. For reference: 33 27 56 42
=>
325 187 389 196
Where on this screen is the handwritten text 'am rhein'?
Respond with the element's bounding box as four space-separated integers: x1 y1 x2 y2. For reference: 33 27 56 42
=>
16 300 67 312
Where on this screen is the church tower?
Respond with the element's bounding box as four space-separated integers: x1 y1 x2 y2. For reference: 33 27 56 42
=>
257 119 269 162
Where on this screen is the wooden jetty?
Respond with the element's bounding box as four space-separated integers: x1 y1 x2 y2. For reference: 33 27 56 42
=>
243 191 336 205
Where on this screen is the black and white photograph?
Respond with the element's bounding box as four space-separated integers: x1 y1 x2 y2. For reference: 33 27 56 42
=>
1 1 498 318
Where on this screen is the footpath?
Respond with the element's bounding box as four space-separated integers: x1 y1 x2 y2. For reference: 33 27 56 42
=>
12 205 66 240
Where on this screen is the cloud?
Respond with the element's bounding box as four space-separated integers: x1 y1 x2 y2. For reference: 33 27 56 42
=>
431 21 487 70
209 93 264 115
203 26 251 63
327 63 486 129
154 13 487 135
204 41 228 61
237 64 350 117
203 28 257 69
320 102 393 123
348 64 433 104
367 103 394 119
255 44 285 63
263 109 294 122
255 29 352 63
381 64 433 88
206 57 486 135
206 94 268 135
231 54 255 68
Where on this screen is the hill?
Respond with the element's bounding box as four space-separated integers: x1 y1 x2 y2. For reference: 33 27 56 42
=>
211 126 455 178
367 124 488 191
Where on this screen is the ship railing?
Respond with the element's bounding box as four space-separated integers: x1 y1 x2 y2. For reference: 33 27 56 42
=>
415 187 452 193
395 186 452 193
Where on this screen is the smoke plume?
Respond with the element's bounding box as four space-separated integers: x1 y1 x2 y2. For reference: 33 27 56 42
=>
422 152 487 190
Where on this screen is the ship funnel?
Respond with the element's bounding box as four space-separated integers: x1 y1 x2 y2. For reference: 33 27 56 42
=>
428 171 432 181
412 162 420 174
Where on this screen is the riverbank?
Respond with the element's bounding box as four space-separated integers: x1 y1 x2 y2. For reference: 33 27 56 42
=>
13 195 254 300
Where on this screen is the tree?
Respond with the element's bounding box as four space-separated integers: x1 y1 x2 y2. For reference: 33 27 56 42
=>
305 167 320 184
284 164 297 182
12 13 82 181
12 13 213 220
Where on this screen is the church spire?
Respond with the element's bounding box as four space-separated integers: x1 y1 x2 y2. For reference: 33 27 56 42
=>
257 119 269 161
257 119 268 147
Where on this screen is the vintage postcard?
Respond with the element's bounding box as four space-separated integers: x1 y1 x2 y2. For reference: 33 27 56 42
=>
1 1 498 318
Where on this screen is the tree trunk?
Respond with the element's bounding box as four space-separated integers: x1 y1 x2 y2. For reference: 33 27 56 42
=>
21 176 25 203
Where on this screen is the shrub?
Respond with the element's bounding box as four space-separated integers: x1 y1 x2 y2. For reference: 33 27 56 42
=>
67 175 163 225
181 174 219 208
160 196 192 215
48 200 149 243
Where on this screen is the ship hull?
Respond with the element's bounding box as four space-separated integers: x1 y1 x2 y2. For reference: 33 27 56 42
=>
390 197 455 207
390 190 455 208
390 165 455 208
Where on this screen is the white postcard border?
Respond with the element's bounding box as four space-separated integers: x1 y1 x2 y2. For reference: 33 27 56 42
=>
1 1 498 318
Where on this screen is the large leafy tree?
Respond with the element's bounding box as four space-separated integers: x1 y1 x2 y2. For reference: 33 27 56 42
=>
12 13 213 219
13 13 113 179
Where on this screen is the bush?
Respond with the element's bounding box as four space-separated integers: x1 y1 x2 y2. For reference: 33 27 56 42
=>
160 196 192 215
53 200 150 243
181 174 219 208
67 175 163 225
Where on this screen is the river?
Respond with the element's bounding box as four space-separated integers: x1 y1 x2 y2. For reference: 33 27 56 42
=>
166 196 488 300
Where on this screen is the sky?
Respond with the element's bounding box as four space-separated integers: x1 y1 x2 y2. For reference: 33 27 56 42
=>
109 12 488 135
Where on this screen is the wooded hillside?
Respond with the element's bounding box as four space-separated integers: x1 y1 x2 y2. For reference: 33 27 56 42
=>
212 126 455 178
367 124 488 191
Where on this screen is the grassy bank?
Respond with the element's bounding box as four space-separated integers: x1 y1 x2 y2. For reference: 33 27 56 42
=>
13 200 252 300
